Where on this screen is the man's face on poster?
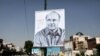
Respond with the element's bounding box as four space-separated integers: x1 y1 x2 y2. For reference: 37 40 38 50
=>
46 12 60 30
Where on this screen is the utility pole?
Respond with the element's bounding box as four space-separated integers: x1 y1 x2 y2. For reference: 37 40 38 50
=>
44 0 47 10
44 0 47 56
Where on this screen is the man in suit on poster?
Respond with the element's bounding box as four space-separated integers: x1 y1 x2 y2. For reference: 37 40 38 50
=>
34 11 65 47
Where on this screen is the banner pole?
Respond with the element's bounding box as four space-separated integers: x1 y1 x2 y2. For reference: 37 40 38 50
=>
44 0 47 10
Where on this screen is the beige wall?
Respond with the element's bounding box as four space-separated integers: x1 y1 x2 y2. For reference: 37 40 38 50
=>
85 50 93 56
96 37 100 44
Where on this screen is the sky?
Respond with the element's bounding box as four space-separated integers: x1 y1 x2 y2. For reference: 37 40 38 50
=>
0 0 100 47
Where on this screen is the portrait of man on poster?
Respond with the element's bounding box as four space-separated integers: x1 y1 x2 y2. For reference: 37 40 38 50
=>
34 9 65 47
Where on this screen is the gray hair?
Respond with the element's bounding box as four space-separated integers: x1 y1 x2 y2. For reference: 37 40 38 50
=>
45 11 61 20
